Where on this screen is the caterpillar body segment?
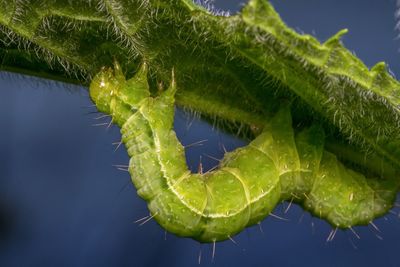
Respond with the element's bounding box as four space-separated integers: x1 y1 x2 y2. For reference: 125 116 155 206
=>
89 64 399 243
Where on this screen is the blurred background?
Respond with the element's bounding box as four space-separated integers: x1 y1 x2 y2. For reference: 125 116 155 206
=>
1 0 400 266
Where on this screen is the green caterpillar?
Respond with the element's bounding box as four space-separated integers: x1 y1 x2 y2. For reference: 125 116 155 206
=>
89 62 399 243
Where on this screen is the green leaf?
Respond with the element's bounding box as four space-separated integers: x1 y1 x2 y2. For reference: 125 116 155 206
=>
1 0 399 170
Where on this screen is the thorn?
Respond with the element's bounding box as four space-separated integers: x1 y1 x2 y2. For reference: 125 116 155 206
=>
222 144 227 154
349 227 360 239
258 222 264 234
220 143 227 154
374 233 383 240
164 231 167 241
84 111 100 115
94 114 111 120
269 212 289 221
236 123 244 136
326 229 334 242
228 236 238 245
203 153 221 163
198 156 203 175
302 193 310 201
326 227 338 242
113 165 129 172
92 122 109 127
212 240 216 262
198 247 202 265
139 212 158 226
113 141 123 152
369 221 381 233
284 198 293 214
203 165 218 175
185 139 208 148
133 215 149 224
107 118 114 129
298 211 305 224
113 164 129 168
186 115 196 131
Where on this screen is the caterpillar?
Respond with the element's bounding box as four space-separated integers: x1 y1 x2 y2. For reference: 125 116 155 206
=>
89 62 399 243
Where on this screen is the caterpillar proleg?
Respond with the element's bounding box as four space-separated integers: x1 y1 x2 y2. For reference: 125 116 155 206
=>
89 62 399 243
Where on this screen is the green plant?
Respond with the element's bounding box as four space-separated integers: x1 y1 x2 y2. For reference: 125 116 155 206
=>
1 0 399 243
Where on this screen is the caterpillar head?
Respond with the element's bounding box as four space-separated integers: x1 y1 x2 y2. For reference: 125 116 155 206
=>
89 64 124 114
89 62 151 114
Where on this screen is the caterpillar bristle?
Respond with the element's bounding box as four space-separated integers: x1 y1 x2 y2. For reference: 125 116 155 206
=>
349 226 361 240
326 227 338 242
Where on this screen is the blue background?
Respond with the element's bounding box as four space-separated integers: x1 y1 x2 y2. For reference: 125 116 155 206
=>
1 0 400 266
